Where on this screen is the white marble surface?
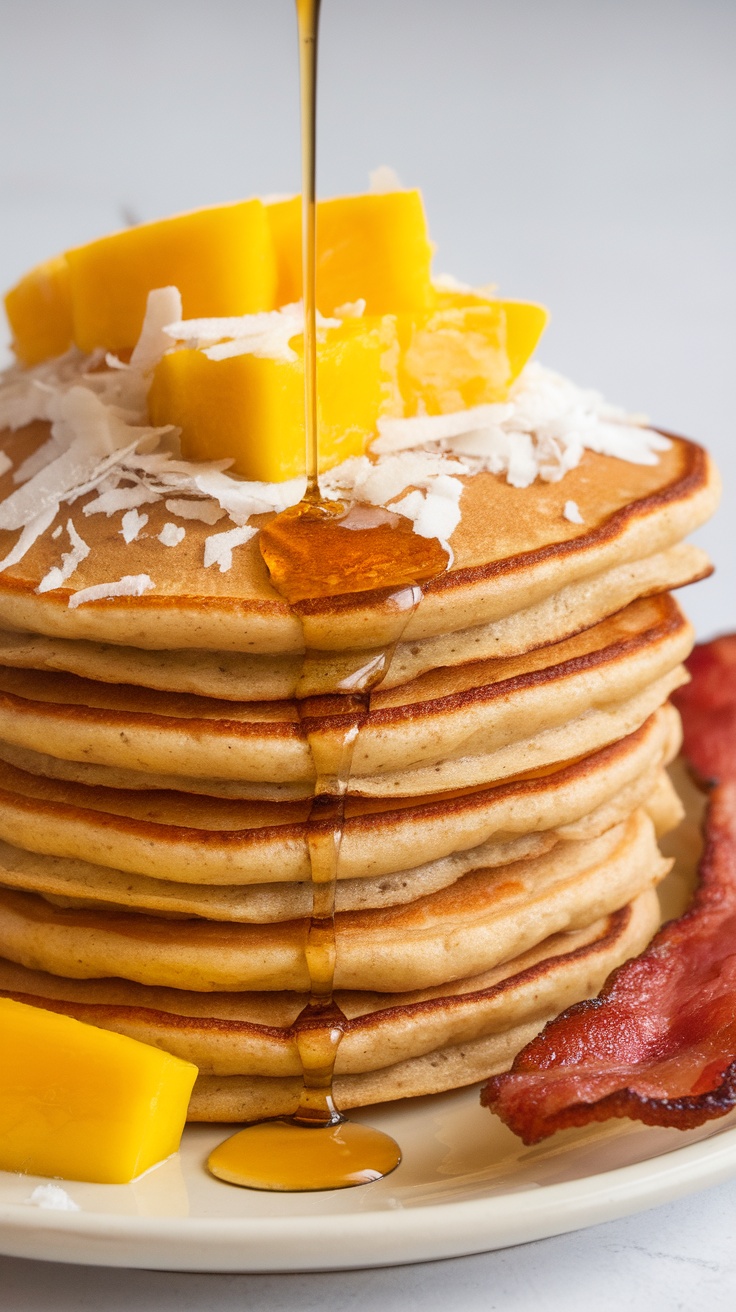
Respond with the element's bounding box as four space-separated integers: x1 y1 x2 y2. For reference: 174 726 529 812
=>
0 0 735 1302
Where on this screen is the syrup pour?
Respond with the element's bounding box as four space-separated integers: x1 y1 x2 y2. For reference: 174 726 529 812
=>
207 0 448 1192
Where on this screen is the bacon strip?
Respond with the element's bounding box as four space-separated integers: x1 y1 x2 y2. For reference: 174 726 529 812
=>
672 635 736 785
482 636 736 1144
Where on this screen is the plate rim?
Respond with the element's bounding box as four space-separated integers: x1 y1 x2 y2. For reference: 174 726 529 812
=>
1 1117 736 1272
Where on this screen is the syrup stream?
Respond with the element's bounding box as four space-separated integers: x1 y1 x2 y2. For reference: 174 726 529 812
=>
207 0 446 1191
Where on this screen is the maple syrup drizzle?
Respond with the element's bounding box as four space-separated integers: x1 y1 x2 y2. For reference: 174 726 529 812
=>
207 0 448 1192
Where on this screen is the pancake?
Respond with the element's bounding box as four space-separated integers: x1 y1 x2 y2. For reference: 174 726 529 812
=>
0 810 668 992
0 765 680 921
0 595 692 788
0 663 685 801
0 425 718 652
0 542 709 699
0 889 659 1118
0 704 680 885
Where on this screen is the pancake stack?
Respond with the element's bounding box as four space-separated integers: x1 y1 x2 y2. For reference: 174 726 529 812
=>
0 420 719 1119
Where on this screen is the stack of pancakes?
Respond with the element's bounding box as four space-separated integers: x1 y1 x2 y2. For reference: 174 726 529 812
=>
0 423 719 1119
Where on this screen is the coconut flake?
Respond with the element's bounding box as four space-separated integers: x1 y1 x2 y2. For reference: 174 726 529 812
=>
27 1184 80 1212
165 306 340 365
36 519 90 593
394 474 463 542
0 452 11 478
68 574 154 609
158 522 185 547
373 405 512 454
194 470 305 527
203 525 257 573
120 508 148 543
83 484 161 517
0 504 59 574
564 499 584 524
334 299 366 319
129 286 183 374
12 436 62 485
369 165 402 192
324 451 465 508
164 498 225 525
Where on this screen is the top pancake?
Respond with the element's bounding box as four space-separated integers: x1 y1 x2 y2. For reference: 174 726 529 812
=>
0 423 719 651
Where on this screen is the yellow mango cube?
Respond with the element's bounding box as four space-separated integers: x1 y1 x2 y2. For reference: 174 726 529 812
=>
4 256 74 366
149 318 395 483
66 199 277 354
397 292 548 415
0 998 197 1184
267 190 434 315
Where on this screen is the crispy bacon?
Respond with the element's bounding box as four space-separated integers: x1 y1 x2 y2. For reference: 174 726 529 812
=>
673 635 736 785
482 635 736 1144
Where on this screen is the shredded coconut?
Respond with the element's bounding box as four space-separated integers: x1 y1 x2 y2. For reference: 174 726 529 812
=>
0 504 59 574
83 485 160 517
564 499 584 524
164 498 225 525
333 299 366 319
158 522 185 547
203 524 257 573
0 285 671 565
369 165 402 193
26 1184 80 1212
51 525 62 539
120 508 148 543
68 574 154 609
36 519 90 593
164 305 340 365
371 362 668 491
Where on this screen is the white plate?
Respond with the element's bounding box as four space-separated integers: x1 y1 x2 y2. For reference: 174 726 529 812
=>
1 1089 736 1272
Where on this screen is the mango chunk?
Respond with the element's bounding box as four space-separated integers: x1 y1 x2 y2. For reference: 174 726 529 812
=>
66 199 277 354
0 998 197 1184
4 256 74 366
267 190 434 315
150 318 395 483
397 293 548 415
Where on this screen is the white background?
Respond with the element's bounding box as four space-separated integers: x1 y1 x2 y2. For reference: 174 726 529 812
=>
0 0 735 1305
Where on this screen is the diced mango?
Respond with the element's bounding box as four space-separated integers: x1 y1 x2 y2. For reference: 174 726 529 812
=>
0 998 197 1184
65 199 278 354
397 293 548 415
4 256 74 366
149 318 396 483
266 190 434 315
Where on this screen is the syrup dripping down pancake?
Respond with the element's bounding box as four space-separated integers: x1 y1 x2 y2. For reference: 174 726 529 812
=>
0 705 680 886
0 811 667 992
0 890 660 1119
0 595 692 789
0 766 680 922
0 542 708 699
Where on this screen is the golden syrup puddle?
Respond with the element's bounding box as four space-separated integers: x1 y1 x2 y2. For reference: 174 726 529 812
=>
207 0 448 1193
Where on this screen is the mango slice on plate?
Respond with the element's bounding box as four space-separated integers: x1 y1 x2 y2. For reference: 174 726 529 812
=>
267 190 434 315
150 316 396 483
0 997 197 1184
65 199 277 354
4 256 74 366
397 292 548 415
